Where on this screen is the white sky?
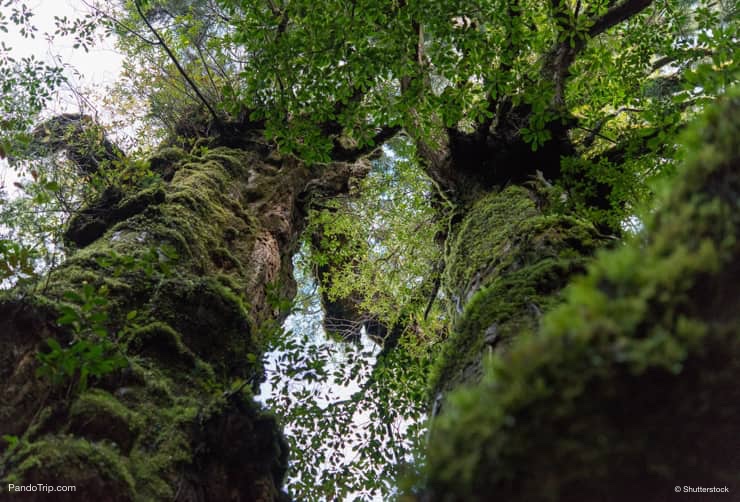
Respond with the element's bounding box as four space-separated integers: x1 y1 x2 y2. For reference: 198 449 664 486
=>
0 0 123 192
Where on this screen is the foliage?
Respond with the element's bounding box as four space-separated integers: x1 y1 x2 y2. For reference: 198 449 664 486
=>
95 244 179 278
307 136 443 330
0 0 108 159
1 115 161 282
34 243 178 394
419 89 740 501
1 0 738 499
0 238 38 287
255 136 453 500
34 282 124 394
36 337 126 394
99 0 734 161
262 256 433 501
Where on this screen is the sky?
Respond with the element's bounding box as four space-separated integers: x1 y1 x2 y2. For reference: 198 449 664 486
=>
0 0 123 192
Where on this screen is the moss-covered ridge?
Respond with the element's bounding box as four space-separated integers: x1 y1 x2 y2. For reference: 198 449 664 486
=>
423 92 740 500
430 185 601 395
0 145 292 500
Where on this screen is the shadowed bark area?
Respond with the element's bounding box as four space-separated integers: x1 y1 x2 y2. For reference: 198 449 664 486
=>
420 91 740 500
0 133 369 500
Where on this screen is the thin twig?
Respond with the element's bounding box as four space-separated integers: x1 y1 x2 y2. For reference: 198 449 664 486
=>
133 0 221 125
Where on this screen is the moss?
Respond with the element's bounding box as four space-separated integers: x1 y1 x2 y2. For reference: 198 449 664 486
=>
125 321 197 368
69 389 141 453
65 185 166 249
443 186 538 300
7 437 136 500
151 277 258 379
148 146 187 181
421 92 740 500
430 187 601 394
113 186 166 221
128 399 199 501
2 144 291 500
199 147 254 177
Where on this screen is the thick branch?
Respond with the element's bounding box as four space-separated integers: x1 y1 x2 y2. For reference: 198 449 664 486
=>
588 0 653 39
546 0 654 108
329 126 401 162
31 114 123 174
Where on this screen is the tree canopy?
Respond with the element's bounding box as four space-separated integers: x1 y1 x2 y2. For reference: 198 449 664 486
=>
1 0 738 500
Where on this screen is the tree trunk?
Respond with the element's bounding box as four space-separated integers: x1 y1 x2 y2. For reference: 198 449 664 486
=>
419 91 740 500
416 112 603 400
0 134 368 501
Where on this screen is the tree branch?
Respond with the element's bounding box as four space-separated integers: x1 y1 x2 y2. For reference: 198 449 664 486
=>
546 0 654 109
580 106 643 147
133 0 221 126
588 0 654 39
31 114 123 174
330 126 401 162
651 48 715 72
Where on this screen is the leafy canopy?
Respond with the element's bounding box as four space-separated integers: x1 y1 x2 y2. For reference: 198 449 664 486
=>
0 0 738 499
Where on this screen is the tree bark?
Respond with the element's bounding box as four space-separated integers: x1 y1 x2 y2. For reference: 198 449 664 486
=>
0 132 368 500
415 109 603 400
419 91 740 500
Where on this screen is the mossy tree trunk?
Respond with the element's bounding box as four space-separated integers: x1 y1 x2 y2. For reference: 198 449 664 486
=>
418 91 740 499
0 133 370 501
417 113 605 399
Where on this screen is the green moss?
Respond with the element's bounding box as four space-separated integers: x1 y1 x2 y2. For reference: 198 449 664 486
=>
114 185 166 220
422 92 740 500
2 145 290 499
199 147 254 177
128 399 198 500
149 276 258 379
148 146 187 179
8 437 136 498
430 187 601 394
69 389 141 453
125 321 197 367
443 186 538 299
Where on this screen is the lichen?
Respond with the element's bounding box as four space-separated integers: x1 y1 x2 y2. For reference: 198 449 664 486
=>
421 92 740 500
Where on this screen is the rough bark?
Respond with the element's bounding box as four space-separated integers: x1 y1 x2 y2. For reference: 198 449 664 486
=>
0 131 368 500
420 91 740 499
415 100 603 400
